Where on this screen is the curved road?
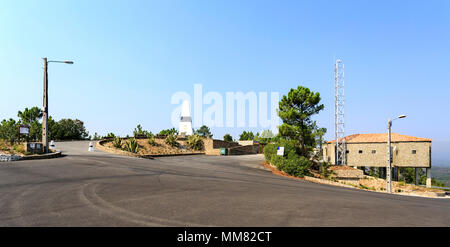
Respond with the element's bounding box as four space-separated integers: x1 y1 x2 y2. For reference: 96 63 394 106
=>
0 141 448 226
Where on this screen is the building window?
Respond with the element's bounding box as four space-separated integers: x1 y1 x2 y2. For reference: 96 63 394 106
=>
358 150 363 154
412 150 416 154
372 150 376 154
346 150 349 154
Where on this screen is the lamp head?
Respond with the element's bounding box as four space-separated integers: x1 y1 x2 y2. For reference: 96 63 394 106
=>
64 61 74 64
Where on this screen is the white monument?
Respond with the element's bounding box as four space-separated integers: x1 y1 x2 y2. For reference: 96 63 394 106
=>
179 100 193 136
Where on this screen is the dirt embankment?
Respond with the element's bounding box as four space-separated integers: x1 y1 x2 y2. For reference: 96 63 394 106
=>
103 138 204 155
261 162 447 198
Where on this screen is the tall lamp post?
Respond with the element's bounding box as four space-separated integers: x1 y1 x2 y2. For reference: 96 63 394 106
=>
387 114 406 193
42 58 74 153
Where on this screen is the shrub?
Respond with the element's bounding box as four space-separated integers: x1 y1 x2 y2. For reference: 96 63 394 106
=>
12 144 26 154
158 128 178 136
165 134 178 147
148 136 157 146
320 161 333 179
112 137 122 148
186 134 203 150
133 124 153 138
283 153 312 177
145 131 154 138
123 138 139 153
104 133 115 139
359 184 369 190
263 139 299 163
270 151 311 178
263 143 277 163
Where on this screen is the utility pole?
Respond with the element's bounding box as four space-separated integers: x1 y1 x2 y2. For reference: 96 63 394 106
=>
42 58 49 153
386 115 406 193
41 58 74 153
387 119 392 193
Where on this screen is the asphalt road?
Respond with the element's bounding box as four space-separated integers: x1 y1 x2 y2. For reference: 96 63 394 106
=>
0 141 448 226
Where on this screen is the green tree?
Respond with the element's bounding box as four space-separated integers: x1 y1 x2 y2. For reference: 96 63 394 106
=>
17 107 44 141
0 118 19 144
278 86 324 156
195 125 213 138
255 129 275 144
17 107 43 125
399 168 445 187
239 131 254 141
28 121 42 141
133 124 153 138
133 124 144 137
311 122 327 148
47 116 58 141
223 134 233 142
260 130 275 139
52 119 89 140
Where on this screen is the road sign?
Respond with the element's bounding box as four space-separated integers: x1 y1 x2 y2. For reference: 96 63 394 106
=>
277 147 284 156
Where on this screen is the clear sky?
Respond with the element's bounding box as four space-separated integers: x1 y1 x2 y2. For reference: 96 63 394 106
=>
1 0 449 164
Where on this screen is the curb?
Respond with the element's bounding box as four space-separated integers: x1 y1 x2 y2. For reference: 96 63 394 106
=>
19 151 62 160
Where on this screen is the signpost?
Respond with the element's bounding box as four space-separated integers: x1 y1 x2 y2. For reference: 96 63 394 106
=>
19 125 30 135
18 125 30 143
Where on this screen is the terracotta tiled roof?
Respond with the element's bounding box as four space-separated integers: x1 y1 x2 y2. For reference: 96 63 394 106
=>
328 133 431 143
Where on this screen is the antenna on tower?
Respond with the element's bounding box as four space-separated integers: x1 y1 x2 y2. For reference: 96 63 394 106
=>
334 59 346 165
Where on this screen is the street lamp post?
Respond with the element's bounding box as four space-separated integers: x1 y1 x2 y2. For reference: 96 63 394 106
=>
42 58 74 153
386 114 406 193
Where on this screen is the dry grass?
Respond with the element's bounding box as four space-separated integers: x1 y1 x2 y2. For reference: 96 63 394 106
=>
0 140 26 155
359 176 443 193
261 160 444 195
104 138 204 155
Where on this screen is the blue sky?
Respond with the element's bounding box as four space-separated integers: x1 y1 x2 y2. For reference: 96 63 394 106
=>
1 0 449 164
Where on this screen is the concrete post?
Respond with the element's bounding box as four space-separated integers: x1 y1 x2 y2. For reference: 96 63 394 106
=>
415 168 420 185
386 119 392 193
426 168 432 188
42 58 49 154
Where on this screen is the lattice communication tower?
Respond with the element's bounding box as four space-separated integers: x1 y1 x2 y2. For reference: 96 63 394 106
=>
334 59 346 165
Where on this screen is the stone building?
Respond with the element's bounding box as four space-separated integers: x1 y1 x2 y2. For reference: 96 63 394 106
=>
323 133 433 187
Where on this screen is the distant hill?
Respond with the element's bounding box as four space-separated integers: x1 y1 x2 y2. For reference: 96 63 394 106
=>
432 166 450 187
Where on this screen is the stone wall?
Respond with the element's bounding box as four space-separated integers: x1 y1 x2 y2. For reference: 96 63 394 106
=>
324 141 431 168
228 144 259 155
203 138 240 155
238 140 256 146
